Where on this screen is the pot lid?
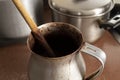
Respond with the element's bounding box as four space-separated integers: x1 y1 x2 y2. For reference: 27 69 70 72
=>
49 0 114 17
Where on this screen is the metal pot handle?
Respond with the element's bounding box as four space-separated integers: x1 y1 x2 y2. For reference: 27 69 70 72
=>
100 14 120 44
81 42 106 80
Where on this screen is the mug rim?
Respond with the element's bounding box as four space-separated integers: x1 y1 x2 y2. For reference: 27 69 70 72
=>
27 22 84 60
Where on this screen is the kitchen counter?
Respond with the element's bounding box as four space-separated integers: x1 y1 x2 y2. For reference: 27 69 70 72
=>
0 0 120 80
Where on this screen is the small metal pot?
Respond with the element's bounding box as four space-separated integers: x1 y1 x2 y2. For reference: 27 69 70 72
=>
49 0 114 43
27 22 106 80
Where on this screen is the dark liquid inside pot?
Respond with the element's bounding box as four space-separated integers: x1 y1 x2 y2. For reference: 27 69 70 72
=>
32 27 82 57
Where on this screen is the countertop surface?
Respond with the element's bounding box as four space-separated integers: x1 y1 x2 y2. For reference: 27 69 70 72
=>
0 31 120 80
0 0 120 80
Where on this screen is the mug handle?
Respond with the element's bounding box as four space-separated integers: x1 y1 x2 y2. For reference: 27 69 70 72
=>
81 42 106 80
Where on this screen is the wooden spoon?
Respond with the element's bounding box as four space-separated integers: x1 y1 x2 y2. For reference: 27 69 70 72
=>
12 0 55 57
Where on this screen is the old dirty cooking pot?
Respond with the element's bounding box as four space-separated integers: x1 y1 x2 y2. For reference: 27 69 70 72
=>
49 0 114 43
27 22 106 80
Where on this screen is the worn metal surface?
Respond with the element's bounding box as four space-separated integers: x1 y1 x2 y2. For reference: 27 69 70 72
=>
49 0 114 43
28 22 106 80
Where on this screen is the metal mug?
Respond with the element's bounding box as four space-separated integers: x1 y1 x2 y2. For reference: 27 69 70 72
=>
27 22 106 80
49 0 114 43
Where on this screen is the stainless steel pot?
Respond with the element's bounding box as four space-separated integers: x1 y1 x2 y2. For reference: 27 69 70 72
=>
0 0 43 39
49 0 114 43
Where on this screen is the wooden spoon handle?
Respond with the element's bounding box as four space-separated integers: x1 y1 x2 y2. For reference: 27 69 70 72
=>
12 0 55 57
12 0 38 32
